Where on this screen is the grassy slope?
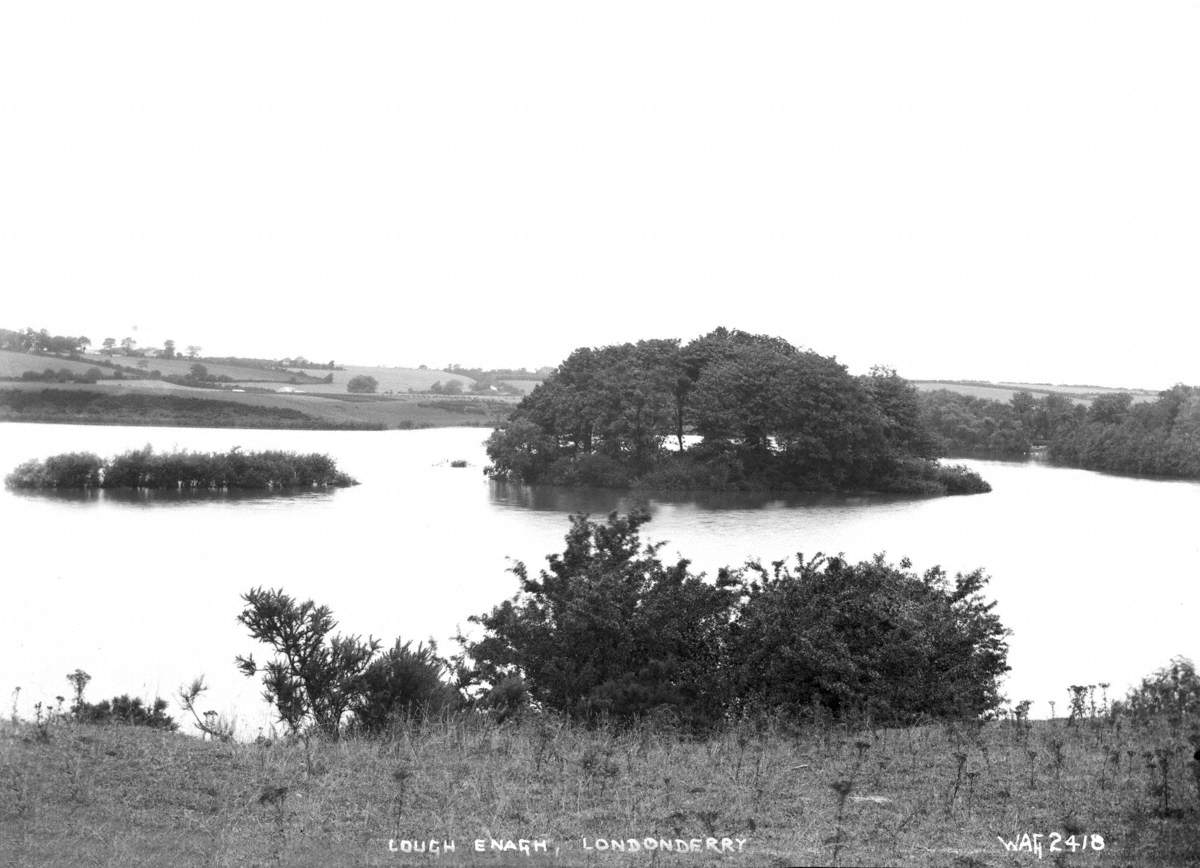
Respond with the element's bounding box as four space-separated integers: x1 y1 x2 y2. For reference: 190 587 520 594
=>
2 714 1196 867
78 353 300 382
268 366 475 395
913 380 1159 406
0 383 518 429
0 349 113 379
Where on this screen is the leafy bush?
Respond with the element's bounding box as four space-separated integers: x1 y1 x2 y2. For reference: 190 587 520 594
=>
236 587 380 736
5 452 104 488
465 511 1011 728
465 510 739 729
1117 656 1200 726
76 695 177 730
347 375 378 394
236 589 463 736
63 668 176 730
729 554 1009 722
352 640 463 731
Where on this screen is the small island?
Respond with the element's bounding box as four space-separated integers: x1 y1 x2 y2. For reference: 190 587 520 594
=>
486 328 990 495
5 447 358 491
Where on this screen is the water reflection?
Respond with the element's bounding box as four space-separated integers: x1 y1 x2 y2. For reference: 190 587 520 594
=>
488 479 934 513
11 487 337 508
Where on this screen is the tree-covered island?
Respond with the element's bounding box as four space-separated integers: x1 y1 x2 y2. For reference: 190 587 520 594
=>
5 447 358 490
486 328 990 495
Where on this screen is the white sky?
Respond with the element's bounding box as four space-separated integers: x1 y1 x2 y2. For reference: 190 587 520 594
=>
2 2 1198 388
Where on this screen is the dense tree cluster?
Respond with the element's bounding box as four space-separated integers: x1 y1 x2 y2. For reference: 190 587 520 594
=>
0 327 90 355
463 510 1010 727
918 389 1084 455
919 385 1200 479
486 329 988 495
5 447 358 490
1050 385 1200 477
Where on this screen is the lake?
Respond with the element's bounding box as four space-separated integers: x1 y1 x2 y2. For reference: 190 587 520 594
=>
2 422 1197 733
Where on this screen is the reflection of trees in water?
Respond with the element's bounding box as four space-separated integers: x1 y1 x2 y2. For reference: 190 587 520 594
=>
11 488 334 508
487 479 926 514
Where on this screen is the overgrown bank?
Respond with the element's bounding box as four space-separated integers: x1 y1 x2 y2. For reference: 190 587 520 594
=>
919 385 1200 479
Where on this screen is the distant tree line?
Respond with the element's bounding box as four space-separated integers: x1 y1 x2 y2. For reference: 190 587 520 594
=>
919 386 1200 478
486 328 988 495
917 389 1084 456
1 327 91 355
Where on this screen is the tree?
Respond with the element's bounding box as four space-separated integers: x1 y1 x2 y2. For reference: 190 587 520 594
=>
101 338 116 356
163 339 176 359
465 510 740 727
186 345 202 359
352 640 462 731
189 363 209 381
235 587 380 736
120 336 136 355
347 375 378 394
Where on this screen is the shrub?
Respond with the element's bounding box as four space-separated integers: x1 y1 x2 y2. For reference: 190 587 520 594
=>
464 510 742 729
236 589 463 736
76 695 177 730
352 640 463 731
729 554 1009 723
236 587 379 736
1117 656 1200 726
64 669 176 730
347 375 378 394
5 452 103 489
465 510 1011 728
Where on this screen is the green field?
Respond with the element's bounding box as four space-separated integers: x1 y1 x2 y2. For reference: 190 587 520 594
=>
2 710 1195 867
498 379 544 395
0 383 518 429
0 350 114 380
264 365 475 395
912 380 1159 406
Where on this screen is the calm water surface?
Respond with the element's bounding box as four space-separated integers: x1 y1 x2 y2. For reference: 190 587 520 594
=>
2 422 1197 732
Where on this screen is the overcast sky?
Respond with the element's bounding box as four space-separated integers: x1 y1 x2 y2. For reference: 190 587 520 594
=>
2 2 1197 388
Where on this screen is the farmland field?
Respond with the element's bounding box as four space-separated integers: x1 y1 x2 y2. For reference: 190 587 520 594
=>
266 365 475 395
912 379 1158 406
0 382 517 429
0 350 113 379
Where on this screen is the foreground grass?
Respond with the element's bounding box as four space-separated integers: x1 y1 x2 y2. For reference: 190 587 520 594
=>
3 714 1198 867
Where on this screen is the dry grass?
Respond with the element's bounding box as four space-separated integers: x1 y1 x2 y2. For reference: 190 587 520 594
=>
3 712 1197 867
